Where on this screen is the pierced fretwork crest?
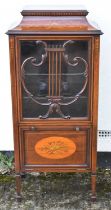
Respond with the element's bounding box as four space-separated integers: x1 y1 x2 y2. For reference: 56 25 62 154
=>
21 40 88 119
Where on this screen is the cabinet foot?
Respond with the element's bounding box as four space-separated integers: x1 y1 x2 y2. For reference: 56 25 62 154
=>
91 195 96 202
16 194 22 202
21 173 26 179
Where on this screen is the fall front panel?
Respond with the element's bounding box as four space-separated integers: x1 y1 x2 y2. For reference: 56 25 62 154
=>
20 128 91 168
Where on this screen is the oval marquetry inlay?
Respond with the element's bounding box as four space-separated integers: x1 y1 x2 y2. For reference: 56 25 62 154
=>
35 136 76 159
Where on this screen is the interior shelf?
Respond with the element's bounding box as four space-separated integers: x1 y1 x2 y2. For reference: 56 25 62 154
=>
23 96 88 99
24 73 85 76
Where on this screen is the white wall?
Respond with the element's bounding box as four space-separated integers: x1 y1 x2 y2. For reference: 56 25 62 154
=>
0 0 111 150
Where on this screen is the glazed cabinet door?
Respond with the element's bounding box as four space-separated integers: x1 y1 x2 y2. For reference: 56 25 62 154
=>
16 36 93 121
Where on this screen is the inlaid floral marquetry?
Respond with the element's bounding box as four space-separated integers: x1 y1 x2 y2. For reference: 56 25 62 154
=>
35 136 76 159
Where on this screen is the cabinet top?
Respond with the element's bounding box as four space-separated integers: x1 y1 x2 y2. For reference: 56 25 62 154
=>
7 7 103 35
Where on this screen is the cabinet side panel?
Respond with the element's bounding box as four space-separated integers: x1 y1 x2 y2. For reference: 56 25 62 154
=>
9 35 20 173
92 36 100 172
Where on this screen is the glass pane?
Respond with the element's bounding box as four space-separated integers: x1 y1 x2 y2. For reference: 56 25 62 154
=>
20 40 89 119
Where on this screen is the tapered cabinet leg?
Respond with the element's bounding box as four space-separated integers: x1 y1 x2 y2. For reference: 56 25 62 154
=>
16 174 22 201
91 173 96 202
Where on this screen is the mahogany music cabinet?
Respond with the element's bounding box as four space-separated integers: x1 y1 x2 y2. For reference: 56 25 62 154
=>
7 7 102 201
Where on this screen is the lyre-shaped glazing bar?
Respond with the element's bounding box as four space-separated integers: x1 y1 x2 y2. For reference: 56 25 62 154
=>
47 44 64 97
